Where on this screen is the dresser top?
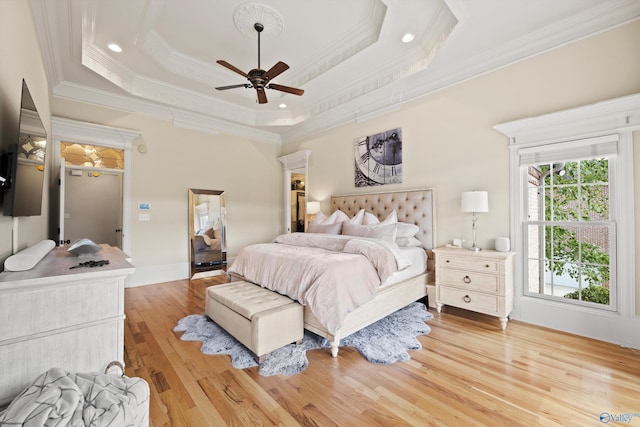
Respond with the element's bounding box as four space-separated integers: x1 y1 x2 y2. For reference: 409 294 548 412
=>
433 246 515 259
0 244 135 288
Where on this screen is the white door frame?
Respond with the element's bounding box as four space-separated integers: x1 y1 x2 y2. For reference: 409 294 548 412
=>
51 117 141 255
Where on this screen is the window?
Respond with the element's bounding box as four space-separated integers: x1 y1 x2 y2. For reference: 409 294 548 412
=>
495 94 638 347
524 155 615 310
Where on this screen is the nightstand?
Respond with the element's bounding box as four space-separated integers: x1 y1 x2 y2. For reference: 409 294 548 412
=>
433 247 515 330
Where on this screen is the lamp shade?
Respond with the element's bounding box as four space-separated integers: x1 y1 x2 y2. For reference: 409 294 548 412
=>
461 191 489 213
306 201 320 215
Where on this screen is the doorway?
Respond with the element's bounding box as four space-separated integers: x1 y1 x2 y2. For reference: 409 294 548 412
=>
63 169 123 248
291 173 305 232
51 117 140 255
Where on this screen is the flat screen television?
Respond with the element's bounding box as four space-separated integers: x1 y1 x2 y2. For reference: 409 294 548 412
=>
0 79 47 217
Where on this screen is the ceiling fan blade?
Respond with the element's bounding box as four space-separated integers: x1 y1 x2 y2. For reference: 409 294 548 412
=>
256 88 268 104
215 84 249 91
216 60 248 77
263 61 289 81
267 83 304 96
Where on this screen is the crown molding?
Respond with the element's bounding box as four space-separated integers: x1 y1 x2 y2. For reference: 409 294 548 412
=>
53 81 282 144
494 93 640 145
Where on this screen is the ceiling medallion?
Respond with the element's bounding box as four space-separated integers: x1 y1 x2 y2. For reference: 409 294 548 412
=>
233 3 284 40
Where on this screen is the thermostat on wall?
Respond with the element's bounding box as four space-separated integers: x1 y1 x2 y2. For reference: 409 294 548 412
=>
138 203 151 210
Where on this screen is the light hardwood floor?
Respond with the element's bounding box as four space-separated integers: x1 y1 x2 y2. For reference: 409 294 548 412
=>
124 277 640 427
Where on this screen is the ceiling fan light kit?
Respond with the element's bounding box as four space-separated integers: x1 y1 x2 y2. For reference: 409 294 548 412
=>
216 22 304 104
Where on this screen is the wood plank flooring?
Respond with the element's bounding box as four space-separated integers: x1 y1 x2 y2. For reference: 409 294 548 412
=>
124 277 640 426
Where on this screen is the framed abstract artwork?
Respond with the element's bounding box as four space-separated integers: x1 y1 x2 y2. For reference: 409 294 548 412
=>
354 127 403 187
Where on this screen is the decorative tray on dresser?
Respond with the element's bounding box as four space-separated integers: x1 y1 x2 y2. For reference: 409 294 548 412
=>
0 244 135 408
433 246 515 330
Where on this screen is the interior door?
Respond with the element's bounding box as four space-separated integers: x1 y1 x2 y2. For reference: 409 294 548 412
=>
62 169 123 248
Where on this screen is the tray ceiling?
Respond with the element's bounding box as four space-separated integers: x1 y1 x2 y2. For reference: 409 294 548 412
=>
30 0 640 145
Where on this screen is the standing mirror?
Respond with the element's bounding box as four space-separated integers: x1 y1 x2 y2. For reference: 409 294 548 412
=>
188 189 226 278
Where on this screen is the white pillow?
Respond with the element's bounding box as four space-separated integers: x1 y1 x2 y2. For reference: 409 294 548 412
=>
349 209 365 225
396 222 420 238
312 211 327 224
362 211 379 225
396 236 422 247
342 222 398 244
362 210 397 225
320 209 350 224
380 210 398 224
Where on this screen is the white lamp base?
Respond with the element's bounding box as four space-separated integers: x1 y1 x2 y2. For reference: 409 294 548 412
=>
468 246 482 252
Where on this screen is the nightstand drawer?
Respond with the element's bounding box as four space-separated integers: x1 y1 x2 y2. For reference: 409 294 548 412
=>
438 256 499 274
439 268 501 294
439 287 501 316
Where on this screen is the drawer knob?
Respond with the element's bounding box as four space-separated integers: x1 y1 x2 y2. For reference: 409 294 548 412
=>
463 295 471 303
463 275 471 284
485 264 490 268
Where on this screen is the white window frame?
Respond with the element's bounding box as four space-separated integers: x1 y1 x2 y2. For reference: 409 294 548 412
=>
494 94 640 348
520 135 618 311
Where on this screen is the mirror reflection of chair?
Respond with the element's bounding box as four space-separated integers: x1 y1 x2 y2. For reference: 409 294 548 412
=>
188 189 227 278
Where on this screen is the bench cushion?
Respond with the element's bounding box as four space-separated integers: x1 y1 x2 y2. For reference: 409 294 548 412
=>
206 281 294 319
205 281 303 359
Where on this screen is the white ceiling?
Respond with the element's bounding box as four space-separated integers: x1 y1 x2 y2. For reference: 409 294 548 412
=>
30 0 640 145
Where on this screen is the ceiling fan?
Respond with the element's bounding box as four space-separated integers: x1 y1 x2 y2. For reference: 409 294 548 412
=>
215 23 304 104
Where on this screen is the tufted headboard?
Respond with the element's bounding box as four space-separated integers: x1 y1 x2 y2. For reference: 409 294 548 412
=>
330 188 436 250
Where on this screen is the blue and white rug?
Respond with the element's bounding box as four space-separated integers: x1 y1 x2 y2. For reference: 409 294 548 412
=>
174 302 433 376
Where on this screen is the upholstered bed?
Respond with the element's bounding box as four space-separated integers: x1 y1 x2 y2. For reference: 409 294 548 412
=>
228 188 436 357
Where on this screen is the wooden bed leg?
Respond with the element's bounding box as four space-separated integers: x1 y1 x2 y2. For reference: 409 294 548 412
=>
330 340 340 357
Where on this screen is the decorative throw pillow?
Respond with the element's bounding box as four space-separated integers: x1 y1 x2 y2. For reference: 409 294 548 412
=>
204 227 215 238
212 223 222 239
307 222 343 235
342 222 398 243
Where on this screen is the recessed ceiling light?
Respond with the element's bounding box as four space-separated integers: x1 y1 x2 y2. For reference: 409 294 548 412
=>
401 33 415 43
279 103 287 109
108 43 123 53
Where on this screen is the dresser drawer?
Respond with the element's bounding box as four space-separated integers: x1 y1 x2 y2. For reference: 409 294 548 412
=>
438 286 502 316
439 268 502 294
438 256 499 274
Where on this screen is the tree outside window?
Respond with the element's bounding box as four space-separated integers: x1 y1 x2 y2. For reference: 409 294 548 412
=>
526 158 613 307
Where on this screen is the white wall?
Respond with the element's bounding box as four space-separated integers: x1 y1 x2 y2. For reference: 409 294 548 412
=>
0 0 51 259
285 21 640 313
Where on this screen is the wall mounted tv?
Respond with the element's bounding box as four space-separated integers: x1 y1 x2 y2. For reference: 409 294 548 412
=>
0 79 47 217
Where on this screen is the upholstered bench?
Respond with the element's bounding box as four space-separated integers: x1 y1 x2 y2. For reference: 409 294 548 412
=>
205 281 303 362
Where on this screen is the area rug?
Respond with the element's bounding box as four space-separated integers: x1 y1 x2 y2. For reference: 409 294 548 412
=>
173 302 433 376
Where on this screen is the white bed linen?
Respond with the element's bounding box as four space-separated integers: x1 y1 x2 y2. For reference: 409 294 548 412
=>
380 246 427 287
227 233 412 335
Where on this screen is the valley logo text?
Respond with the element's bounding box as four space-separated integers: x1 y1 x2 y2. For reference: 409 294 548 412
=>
599 412 640 424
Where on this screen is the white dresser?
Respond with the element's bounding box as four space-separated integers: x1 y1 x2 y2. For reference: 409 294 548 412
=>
433 247 515 330
0 245 135 407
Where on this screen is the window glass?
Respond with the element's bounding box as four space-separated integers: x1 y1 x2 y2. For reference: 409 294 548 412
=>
525 157 613 308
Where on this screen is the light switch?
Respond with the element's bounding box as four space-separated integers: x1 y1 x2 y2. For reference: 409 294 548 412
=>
139 213 151 221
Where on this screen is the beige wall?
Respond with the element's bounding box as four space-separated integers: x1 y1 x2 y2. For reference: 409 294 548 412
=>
53 98 283 283
286 21 640 311
0 0 51 260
